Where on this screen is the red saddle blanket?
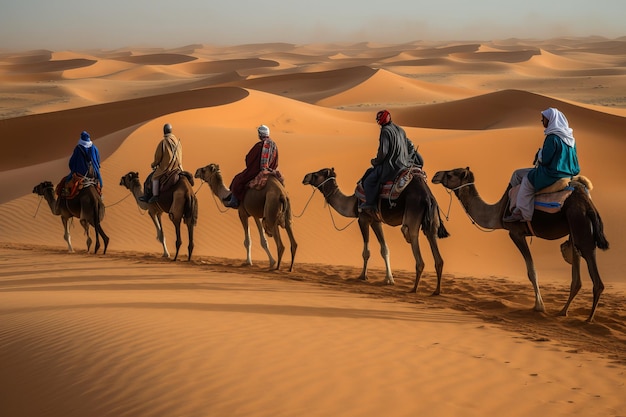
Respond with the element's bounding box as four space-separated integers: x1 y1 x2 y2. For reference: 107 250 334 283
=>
248 170 284 190
509 184 574 214
355 167 426 203
56 173 101 199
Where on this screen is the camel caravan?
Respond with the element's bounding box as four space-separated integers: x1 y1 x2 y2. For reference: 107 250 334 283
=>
32 110 610 322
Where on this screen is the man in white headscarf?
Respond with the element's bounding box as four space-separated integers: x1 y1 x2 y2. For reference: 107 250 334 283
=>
504 107 580 222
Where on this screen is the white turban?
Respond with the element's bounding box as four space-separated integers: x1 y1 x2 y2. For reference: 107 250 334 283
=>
257 125 270 138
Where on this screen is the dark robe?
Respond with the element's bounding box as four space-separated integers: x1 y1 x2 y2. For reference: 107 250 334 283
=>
229 138 279 202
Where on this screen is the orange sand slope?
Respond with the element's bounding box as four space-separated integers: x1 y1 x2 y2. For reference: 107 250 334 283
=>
1 37 625 283
1 36 626 417
1 245 626 417
1 39 626 296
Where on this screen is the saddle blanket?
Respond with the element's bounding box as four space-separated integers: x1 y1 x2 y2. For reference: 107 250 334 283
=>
248 170 284 190
56 173 101 199
355 167 426 203
509 184 574 214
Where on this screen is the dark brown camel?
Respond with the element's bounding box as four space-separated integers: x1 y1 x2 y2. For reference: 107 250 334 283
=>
33 180 109 254
194 163 297 272
120 171 197 261
119 172 170 258
302 168 449 294
432 167 609 322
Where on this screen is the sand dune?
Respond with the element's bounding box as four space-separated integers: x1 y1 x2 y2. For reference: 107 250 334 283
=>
1 37 626 417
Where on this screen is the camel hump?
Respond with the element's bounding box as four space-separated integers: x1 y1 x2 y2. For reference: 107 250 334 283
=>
180 170 195 187
572 175 592 191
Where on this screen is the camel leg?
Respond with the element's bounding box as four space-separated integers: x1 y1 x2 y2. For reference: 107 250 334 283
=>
263 216 284 270
402 224 425 293
284 222 298 272
371 221 394 285
62 217 74 253
169 213 183 261
91 218 100 255
93 221 109 255
558 249 582 318
93 224 101 254
186 223 194 262
152 213 170 258
357 217 371 281
272 228 285 271
253 217 276 269
425 233 445 296
80 219 92 253
583 251 605 323
568 241 604 323
509 232 545 312
240 213 254 266
559 209 605 322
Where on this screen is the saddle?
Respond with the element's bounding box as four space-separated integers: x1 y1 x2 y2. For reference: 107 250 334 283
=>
143 169 195 197
248 169 284 190
508 177 576 214
56 173 101 200
355 167 426 204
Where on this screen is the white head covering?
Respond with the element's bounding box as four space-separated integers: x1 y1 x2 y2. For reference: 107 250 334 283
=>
542 107 575 147
257 125 270 138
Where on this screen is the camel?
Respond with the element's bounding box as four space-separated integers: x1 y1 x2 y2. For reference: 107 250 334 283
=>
33 180 109 254
431 167 609 322
119 171 197 261
194 163 297 272
119 172 170 258
302 168 449 294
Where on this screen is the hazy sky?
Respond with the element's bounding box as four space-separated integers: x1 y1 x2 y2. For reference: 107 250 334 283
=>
1 0 624 50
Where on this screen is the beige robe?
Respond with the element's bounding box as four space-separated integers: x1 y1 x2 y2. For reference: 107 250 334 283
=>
151 133 183 179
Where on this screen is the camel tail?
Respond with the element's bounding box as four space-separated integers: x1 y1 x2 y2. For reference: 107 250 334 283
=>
588 205 609 251
422 194 450 239
185 193 198 227
436 207 450 239
283 195 292 227
277 194 289 228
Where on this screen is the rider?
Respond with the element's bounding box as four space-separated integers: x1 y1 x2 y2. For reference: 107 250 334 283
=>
67 130 103 188
504 107 580 222
223 124 279 208
139 123 183 203
359 110 419 220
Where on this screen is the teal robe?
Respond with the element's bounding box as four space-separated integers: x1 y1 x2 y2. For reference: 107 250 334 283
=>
527 134 580 190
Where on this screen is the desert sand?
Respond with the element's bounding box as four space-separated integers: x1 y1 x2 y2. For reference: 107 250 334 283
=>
1 37 626 416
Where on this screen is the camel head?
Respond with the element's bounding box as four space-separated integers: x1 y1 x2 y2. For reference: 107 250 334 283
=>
431 167 474 191
33 181 54 196
302 167 336 188
119 171 140 190
194 163 221 183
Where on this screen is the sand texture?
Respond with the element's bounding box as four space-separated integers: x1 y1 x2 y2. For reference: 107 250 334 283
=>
1 37 626 416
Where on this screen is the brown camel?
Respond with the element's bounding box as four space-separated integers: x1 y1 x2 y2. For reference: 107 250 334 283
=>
120 171 197 261
33 180 109 254
302 167 449 294
194 163 297 272
431 167 609 322
119 172 170 258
